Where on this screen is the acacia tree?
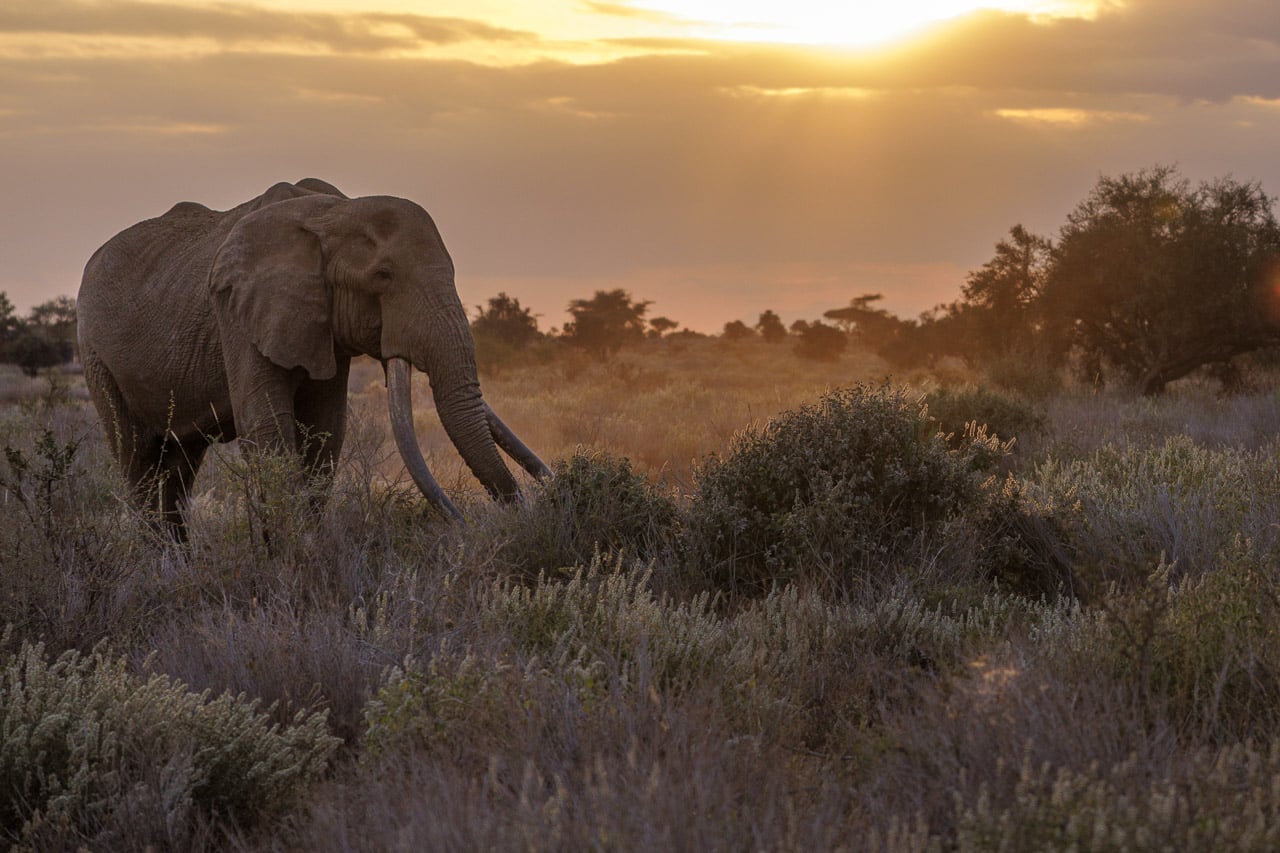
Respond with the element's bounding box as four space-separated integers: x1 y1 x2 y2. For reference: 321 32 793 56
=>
648 316 679 338
562 289 652 359
1042 166 1280 394
823 293 903 351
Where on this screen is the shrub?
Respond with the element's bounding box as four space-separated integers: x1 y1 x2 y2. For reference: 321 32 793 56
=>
1027 436 1280 588
983 354 1064 399
685 384 1005 593
720 586 996 750
956 740 1280 850
479 450 680 578
482 557 724 691
792 321 847 361
0 638 339 848
1097 557 1280 742
362 650 518 764
924 386 1047 452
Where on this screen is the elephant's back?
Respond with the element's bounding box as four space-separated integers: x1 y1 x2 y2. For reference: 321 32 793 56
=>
78 205 235 433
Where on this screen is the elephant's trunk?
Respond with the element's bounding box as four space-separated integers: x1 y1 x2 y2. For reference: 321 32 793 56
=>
384 287 549 520
419 305 521 503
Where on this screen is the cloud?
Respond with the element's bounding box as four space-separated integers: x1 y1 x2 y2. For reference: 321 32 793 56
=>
720 85 877 100
993 107 1149 127
0 0 535 55
579 2 698 26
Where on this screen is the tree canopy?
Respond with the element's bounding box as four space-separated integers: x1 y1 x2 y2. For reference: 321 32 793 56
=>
472 292 542 349
0 293 77 376
562 289 652 359
791 320 847 362
648 316 679 338
959 225 1051 361
1042 166 1280 394
756 310 787 343
823 293 903 352
881 166 1280 394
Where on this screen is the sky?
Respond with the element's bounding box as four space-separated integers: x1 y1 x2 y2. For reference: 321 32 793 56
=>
2 0 1280 332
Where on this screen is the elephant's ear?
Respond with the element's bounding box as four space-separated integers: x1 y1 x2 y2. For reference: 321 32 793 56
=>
210 197 339 380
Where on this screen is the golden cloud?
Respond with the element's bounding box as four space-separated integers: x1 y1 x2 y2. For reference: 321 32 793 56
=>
993 107 1149 126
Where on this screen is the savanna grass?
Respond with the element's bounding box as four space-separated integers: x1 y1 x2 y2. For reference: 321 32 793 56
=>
5 347 1280 849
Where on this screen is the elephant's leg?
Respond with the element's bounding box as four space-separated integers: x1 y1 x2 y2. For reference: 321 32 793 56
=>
83 347 176 531
293 357 351 491
155 436 209 540
224 352 304 455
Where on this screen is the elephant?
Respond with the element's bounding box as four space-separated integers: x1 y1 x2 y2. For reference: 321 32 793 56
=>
77 177 549 538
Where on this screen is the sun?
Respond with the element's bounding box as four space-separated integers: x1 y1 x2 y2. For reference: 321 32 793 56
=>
627 0 1105 47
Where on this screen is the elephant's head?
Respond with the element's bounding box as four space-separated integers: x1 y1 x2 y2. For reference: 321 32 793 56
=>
210 188 549 519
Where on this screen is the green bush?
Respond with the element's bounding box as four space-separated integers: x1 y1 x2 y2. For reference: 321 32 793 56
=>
1027 436 1280 588
1097 557 1280 742
482 556 723 691
0 638 338 848
362 651 517 763
481 450 680 577
957 740 1280 850
684 384 1005 593
925 386 1047 452
982 354 1064 399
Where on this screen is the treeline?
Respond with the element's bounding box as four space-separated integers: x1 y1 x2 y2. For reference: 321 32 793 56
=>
0 294 77 377
881 165 1280 395
9 165 1277 397
476 165 1280 396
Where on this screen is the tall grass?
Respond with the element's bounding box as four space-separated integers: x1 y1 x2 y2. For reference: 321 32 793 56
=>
3 343 1280 848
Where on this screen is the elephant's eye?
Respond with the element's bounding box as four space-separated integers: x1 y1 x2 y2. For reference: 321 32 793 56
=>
375 266 393 282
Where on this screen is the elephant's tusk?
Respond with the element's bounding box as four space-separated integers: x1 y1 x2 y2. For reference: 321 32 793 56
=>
386 357 464 522
484 403 552 480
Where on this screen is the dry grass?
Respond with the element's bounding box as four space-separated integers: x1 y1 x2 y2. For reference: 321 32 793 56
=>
353 336 899 494
4 347 1280 849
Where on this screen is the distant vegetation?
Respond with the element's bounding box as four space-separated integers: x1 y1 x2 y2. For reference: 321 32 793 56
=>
12 165 1277 398
0 293 76 377
462 164 1280 397
863 165 1280 395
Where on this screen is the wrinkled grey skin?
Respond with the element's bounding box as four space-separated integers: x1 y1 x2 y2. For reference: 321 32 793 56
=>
78 178 548 537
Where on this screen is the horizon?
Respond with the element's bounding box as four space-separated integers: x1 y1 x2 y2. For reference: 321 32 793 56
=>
3 1 1279 332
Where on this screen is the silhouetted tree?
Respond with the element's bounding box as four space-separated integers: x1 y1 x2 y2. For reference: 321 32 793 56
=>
472 292 541 349
960 225 1051 360
824 293 904 351
649 316 679 338
877 306 970 369
722 320 755 341
29 296 77 362
793 321 847 361
1042 166 1280 394
563 289 652 359
0 293 77 374
0 292 18 344
8 331 66 376
756 310 787 343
